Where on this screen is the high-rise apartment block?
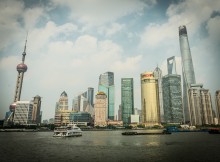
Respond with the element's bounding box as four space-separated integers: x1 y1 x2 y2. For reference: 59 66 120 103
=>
162 56 183 124
94 92 108 126
98 72 115 120
188 84 214 125
141 72 160 126
216 90 220 124
179 25 196 123
121 78 134 124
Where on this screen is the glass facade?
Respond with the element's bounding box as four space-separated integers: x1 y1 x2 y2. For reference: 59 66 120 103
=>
88 87 94 106
162 74 183 123
179 25 196 123
70 112 92 123
121 78 134 124
98 72 115 120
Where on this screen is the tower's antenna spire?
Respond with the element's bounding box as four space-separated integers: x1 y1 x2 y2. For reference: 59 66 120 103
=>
22 32 28 63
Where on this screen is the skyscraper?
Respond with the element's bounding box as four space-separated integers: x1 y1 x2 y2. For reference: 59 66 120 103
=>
121 78 134 125
32 95 42 124
188 84 214 125
88 87 94 106
179 25 196 123
58 91 68 110
54 91 69 125
141 72 160 126
118 105 122 121
72 88 94 115
162 56 183 123
216 90 220 125
153 66 164 122
98 72 115 120
94 92 108 126
167 56 177 75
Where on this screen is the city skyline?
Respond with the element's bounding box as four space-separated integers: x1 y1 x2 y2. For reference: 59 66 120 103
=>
1 0 220 120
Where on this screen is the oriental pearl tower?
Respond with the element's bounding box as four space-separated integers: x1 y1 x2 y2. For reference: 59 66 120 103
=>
9 37 28 113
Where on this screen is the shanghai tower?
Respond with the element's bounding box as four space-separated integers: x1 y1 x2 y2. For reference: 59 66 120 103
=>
179 25 196 123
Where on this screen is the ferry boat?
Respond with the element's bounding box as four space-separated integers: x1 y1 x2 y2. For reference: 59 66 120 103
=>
53 124 82 137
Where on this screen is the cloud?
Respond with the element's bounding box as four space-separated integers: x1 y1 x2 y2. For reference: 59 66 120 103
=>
23 7 45 29
111 55 143 73
28 21 78 54
140 0 220 48
98 23 125 37
0 0 24 50
51 0 156 25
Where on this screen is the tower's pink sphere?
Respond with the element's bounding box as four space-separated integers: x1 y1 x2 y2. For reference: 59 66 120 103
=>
17 63 27 73
9 103 16 112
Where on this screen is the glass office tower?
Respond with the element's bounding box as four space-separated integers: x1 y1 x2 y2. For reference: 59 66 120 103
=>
121 78 134 125
179 25 196 123
98 72 115 120
162 56 183 123
88 87 94 106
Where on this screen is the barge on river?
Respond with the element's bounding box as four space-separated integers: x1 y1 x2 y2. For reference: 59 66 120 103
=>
122 130 171 136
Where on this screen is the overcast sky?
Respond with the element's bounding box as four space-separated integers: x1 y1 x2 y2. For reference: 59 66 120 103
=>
0 0 220 120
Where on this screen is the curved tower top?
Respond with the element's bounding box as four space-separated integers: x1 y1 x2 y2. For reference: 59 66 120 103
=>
179 25 187 36
179 25 196 123
167 56 177 75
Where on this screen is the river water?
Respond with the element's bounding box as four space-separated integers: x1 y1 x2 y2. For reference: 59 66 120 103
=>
0 130 220 162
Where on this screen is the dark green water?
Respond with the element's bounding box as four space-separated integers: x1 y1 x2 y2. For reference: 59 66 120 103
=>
0 130 220 162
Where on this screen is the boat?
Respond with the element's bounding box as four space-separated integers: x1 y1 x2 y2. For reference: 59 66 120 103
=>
53 124 82 137
122 130 171 136
208 128 220 134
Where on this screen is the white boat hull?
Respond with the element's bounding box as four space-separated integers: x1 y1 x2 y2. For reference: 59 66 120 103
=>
53 132 82 137
53 124 82 137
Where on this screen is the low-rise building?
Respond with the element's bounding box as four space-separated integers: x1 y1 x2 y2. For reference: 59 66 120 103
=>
13 101 33 125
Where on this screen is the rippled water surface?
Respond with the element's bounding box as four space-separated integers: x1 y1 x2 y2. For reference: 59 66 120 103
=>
1 130 220 162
